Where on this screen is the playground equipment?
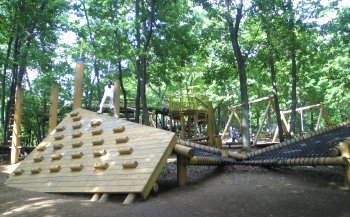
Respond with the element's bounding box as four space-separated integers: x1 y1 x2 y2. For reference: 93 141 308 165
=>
5 108 177 204
168 94 221 147
222 95 332 146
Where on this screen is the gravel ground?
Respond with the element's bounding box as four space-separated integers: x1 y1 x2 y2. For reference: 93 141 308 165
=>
1 159 350 217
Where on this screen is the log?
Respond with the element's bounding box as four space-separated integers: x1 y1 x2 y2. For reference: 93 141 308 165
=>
70 164 84 171
123 193 136 205
91 129 103 136
72 123 82 129
92 139 104 146
173 144 194 159
113 126 125 133
115 136 129 144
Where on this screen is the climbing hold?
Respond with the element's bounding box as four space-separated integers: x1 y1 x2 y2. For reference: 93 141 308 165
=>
70 111 79 117
71 152 84 159
51 153 63 160
72 122 82 129
71 164 84 171
30 167 42 174
122 160 138 169
54 134 64 140
53 143 64 150
36 146 46 152
118 147 133 155
92 138 104 146
72 115 82 122
90 119 102 127
14 169 25 176
94 162 109 170
115 136 129 144
93 149 107 157
113 126 125 133
72 141 83 148
49 165 61 173
72 131 83 138
33 155 44 162
92 128 103 136
56 126 66 132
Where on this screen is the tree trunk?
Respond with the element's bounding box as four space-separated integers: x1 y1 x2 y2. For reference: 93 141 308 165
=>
225 0 250 151
135 0 141 123
287 0 297 136
266 31 284 142
1 24 15 151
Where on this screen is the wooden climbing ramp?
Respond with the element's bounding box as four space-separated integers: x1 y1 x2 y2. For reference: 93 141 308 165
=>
5 108 176 200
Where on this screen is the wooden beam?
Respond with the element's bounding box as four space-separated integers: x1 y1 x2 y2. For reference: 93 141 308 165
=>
180 112 185 140
48 86 59 134
174 144 194 159
281 104 321 114
320 102 332 127
72 57 84 110
221 110 234 140
253 100 271 146
194 112 199 139
11 87 24 164
232 96 272 109
340 140 350 189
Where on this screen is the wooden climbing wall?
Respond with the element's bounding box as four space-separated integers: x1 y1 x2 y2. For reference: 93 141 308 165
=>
5 108 176 199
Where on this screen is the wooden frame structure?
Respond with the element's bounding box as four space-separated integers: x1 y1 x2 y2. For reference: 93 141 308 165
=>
272 102 332 142
222 96 274 146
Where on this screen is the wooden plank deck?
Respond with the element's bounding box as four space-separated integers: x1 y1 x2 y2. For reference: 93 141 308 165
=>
5 108 176 199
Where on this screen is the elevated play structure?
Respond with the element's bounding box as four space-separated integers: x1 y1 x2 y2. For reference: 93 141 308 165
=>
4 55 350 204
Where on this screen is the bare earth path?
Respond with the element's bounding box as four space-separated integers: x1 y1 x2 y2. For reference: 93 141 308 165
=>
1 162 350 217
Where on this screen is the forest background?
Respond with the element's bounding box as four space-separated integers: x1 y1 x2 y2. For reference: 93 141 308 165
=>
0 0 349 149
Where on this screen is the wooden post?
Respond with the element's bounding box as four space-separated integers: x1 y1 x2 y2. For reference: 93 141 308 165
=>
177 155 188 186
114 81 120 116
316 106 323 130
194 112 199 139
11 87 24 164
169 116 173 132
72 57 84 110
180 112 185 140
48 86 59 134
272 126 279 143
253 100 271 146
340 140 350 189
232 108 242 129
300 110 304 132
221 110 234 140
320 102 332 127
207 102 215 147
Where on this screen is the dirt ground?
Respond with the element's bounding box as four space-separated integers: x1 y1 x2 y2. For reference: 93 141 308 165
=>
1 160 350 217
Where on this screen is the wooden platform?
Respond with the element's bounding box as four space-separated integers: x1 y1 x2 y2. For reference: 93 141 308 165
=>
5 108 176 199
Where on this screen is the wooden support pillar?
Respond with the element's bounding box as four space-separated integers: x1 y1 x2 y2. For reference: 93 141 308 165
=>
320 102 332 127
123 193 136 205
232 108 242 130
221 110 234 140
114 81 120 116
194 112 199 139
11 87 24 164
207 102 215 147
300 110 304 132
340 140 350 189
72 57 84 110
180 112 185 140
48 86 59 134
316 106 323 130
253 100 271 146
177 155 188 186
169 116 173 132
